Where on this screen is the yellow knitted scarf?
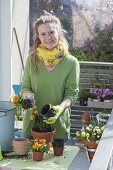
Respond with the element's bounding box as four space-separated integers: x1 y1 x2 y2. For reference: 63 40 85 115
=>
36 41 68 68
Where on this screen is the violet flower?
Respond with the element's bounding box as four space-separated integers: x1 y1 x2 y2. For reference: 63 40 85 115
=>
89 88 113 101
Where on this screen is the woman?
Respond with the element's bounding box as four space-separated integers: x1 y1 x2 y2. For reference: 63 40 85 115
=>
21 14 80 139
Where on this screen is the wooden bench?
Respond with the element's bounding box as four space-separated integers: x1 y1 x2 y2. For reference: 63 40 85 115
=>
70 61 113 136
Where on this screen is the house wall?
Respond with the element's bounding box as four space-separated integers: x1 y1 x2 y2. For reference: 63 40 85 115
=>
12 0 29 89
0 0 12 100
71 0 113 48
0 0 29 100
30 0 113 49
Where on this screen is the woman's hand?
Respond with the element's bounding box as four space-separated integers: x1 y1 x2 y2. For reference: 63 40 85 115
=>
22 92 35 109
43 105 64 124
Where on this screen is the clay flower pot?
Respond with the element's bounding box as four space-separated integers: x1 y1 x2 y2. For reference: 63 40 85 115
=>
33 151 44 161
81 111 90 124
52 138 64 156
83 140 98 161
12 138 29 155
31 128 56 145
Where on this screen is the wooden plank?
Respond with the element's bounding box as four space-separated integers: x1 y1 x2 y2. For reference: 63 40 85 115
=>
81 68 113 74
80 74 113 79
71 123 82 128
80 78 111 84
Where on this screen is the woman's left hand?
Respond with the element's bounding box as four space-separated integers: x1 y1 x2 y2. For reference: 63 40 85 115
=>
43 105 64 124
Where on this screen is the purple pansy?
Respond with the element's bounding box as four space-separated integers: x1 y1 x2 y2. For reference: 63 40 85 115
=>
90 88 113 101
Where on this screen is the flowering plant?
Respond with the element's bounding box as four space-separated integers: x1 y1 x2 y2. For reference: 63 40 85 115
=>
29 139 49 153
11 94 38 121
11 94 24 120
11 94 54 132
89 88 113 101
76 124 104 142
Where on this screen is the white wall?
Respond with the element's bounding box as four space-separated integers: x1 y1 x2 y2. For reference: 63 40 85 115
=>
12 0 29 86
0 0 12 100
0 0 1 99
0 0 29 100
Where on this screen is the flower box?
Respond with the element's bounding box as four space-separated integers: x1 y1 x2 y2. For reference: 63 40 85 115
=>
88 98 113 108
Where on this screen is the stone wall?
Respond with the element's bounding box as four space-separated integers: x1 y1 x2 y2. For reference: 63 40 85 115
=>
30 0 113 49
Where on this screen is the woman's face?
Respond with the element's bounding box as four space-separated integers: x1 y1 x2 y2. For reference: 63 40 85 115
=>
38 22 59 50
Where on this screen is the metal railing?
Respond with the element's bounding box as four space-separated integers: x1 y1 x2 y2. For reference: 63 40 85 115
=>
79 61 113 66
71 61 113 169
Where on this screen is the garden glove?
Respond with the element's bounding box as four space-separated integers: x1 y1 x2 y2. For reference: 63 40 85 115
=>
22 92 35 109
43 105 64 124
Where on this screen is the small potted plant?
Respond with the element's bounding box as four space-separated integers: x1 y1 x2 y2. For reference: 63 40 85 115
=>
78 88 89 106
29 138 49 161
75 124 104 161
52 138 65 156
11 94 55 144
11 94 25 138
31 115 55 145
88 88 113 108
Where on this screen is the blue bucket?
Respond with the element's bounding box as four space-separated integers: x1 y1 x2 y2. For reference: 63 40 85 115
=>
0 101 16 151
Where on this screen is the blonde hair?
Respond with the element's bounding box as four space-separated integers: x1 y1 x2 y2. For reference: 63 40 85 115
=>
30 15 68 70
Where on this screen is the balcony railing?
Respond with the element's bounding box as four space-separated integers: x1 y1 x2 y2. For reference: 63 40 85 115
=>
89 109 113 170
70 61 113 169
80 61 113 170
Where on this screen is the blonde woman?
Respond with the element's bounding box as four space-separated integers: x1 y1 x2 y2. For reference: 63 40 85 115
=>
21 14 80 140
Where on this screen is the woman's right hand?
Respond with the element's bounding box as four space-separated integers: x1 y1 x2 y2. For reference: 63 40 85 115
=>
22 92 35 109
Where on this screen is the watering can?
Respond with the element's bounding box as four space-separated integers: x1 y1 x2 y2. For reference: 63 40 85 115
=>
12 84 22 95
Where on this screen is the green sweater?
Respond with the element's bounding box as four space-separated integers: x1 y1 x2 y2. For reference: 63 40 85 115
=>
21 54 80 139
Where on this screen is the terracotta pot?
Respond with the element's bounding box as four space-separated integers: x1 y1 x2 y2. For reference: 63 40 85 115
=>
52 139 64 156
52 139 64 147
33 151 44 161
87 147 97 161
81 112 90 124
31 128 56 145
53 146 64 156
12 138 29 155
83 140 98 161
83 140 98 148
